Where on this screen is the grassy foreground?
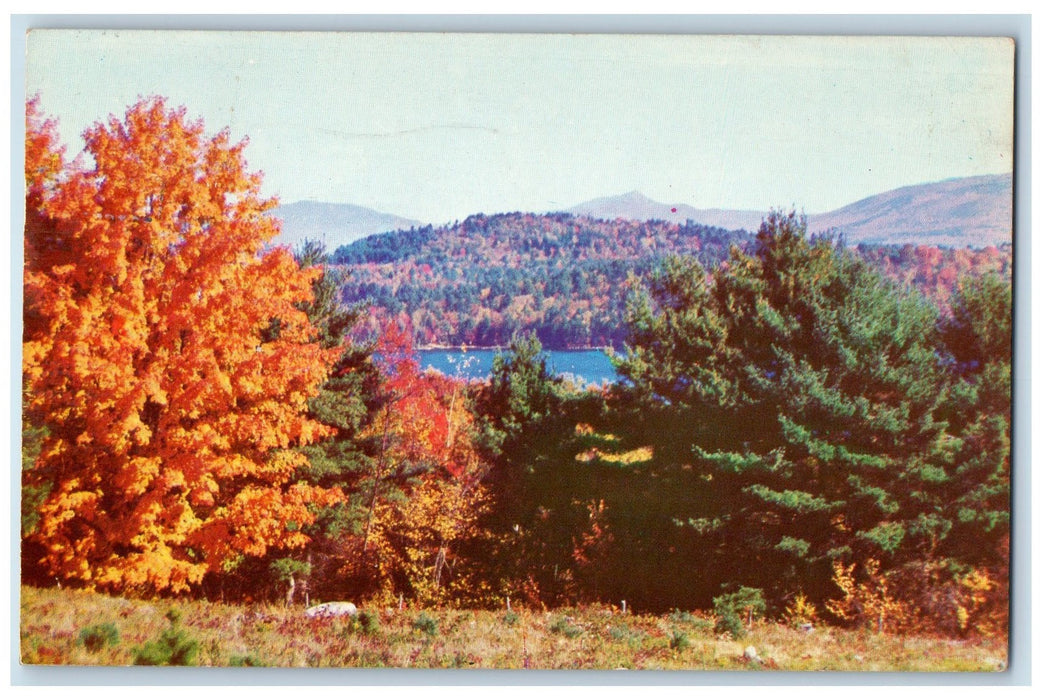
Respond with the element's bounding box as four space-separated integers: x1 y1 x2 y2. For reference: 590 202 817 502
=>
20 586 1007 671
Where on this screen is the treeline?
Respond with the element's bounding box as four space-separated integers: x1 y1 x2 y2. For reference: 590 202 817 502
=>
22 99 1009 640
331 212 1011 349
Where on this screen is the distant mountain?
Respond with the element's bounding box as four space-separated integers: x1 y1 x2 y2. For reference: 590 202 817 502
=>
568 191 767 233
269 173 1012 256
268 201 423 252
805 173 1012 248
568 173 1013 249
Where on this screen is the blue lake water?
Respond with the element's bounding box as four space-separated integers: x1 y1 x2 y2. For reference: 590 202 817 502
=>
417 348 619 386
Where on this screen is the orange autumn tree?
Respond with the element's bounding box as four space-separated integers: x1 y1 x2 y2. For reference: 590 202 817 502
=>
23 97 341 595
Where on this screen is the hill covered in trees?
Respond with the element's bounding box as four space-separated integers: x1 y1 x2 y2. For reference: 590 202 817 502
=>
332 212 753 348
330 211 1011 349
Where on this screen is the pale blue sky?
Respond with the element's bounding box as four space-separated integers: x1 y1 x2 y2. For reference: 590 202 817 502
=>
25 31 1014 224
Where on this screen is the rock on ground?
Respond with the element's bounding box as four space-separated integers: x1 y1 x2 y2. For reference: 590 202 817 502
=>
304 601 358 618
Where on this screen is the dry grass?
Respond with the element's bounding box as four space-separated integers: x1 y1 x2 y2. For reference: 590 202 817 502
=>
19 586 1007 671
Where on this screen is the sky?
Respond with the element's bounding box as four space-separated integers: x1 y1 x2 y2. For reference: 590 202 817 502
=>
25 31 1014 225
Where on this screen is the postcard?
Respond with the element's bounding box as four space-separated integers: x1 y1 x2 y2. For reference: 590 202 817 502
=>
21 29 1013 672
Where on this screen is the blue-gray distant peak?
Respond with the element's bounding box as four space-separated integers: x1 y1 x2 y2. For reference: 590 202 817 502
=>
270 172 1013 253
567 192 768 232
805 173 1012 248
569 173 1013 248
268 201 424 251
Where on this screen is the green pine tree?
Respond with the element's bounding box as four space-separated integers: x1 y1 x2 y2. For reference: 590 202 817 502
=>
255 240 383 603
617 211 974 609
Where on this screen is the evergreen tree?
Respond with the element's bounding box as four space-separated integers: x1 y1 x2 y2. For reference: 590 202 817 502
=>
617 211 961 606
472 333 588 604
478 332 561 454
931 274 1011 630
272 241 383 602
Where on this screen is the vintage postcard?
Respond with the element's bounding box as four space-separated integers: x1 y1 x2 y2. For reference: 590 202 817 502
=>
21 29 1013 672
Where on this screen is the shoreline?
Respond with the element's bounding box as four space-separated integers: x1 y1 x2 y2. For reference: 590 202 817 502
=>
415 345 616 353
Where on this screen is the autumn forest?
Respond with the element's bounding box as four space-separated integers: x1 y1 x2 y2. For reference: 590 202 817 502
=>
21 98 1011 663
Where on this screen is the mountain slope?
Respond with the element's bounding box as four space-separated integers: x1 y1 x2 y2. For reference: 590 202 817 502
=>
269 201 423 251
568 191 767 232
569 173 1013 249
269 173 1013 255
805 173 1013 248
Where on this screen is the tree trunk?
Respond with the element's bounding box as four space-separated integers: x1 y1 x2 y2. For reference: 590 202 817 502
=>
285 573 296 607
362 406 394 554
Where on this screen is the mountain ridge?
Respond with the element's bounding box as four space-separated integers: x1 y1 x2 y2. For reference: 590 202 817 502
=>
569 173 1012 249
566 191 767 233
269 200 423 251
805 172 1012 247
272 173 1013 252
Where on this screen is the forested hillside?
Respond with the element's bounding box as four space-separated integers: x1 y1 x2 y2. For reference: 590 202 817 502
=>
806 173 1013 247
332 213 752 348
331 212 1011 349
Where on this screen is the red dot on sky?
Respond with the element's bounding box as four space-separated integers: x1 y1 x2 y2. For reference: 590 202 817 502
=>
671 208 677 213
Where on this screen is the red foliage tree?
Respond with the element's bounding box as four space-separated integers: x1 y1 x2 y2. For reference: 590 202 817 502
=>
347 323 489 604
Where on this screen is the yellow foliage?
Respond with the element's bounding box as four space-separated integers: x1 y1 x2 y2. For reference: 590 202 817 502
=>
784 592 818 626
346 355 492 607
955 568 1005 639
826 559 912 634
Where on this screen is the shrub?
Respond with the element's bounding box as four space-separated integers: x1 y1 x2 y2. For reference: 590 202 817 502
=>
412 612 439 637
229 653 266 667
713 586 766 638
882 560 1008 638
668 628 690 651
132 609 200 666
668 608 698 625
953 567 1006 639
548 616 583 638
784 592 819 627
356 610 379 635
713 608 745 638
609 624 637 642
334 609 377 636
826 559 911 634
77 622 119 653
501 610 520 626
338 611 380 638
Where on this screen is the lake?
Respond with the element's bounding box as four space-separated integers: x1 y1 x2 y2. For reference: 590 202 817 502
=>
417 348 619 386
